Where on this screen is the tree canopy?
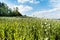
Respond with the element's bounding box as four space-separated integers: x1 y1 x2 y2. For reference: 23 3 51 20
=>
0 2 22 16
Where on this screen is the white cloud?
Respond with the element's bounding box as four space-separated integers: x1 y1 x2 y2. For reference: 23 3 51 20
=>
30 7 60 19
17 5 33 14
17 0 39 4
9 5 33 15
50 0 60 8
18 0 29 3
29 0 60 19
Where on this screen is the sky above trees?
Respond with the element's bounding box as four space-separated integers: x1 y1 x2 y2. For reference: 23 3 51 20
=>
0 0 60 19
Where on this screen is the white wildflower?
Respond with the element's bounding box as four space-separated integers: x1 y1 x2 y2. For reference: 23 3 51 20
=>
45 37 48 40
44 22 47 25
45 29 47 31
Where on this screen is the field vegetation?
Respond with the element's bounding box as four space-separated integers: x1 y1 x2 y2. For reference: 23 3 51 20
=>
0 17 60 40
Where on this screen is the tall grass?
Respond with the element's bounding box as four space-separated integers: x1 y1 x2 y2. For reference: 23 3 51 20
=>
0 17 60 40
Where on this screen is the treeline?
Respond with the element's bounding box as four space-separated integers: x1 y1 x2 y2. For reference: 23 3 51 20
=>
0 2 22 16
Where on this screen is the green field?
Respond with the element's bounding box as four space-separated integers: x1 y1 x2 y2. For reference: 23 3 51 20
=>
0 17 60 40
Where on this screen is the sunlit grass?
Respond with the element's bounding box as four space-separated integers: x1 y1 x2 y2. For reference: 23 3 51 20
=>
0 17 60 40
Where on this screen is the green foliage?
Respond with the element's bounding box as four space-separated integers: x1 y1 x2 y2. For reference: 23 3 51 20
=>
0 17 60 40
0 2 8 16
0 2 22 16
12 7 22 16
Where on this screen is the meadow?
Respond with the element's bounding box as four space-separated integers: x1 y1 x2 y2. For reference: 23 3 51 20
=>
0 17 60 40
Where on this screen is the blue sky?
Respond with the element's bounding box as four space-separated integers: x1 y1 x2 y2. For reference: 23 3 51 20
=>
0 0 60 19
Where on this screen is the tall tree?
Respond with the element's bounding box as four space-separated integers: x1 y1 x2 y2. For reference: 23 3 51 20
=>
12 7 22 16
0 2 8 16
